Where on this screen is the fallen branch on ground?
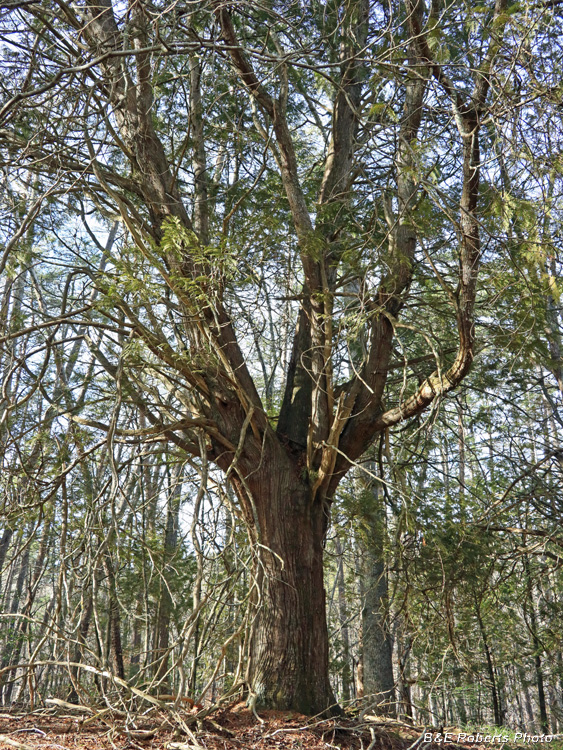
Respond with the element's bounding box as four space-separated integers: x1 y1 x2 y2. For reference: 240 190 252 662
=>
0 734 35 750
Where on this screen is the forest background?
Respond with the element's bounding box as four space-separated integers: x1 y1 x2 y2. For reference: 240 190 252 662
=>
0 0 562 737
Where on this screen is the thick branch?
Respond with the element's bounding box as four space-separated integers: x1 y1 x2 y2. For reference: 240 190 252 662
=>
332 0 509 484
83 0 190 230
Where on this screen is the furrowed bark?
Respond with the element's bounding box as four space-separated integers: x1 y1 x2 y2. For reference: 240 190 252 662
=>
230 434 337 715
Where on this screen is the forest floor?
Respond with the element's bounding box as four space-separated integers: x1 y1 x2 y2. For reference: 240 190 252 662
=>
0 704 560 750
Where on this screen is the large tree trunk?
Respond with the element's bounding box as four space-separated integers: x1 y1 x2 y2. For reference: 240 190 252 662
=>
241 452 337 715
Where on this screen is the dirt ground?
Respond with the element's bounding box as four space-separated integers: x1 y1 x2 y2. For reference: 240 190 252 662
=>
0 704 557 750
0 703 423 750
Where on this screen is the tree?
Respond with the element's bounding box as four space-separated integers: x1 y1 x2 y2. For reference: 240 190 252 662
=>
1 0 560 714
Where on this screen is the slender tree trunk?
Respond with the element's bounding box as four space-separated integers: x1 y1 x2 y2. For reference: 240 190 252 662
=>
9 547 29 620
556 652 563 732
354 548 365 699
334 536 352 703
356 471 395 716
453 667 468 726
1 546 29 703
475 596 502 726
457 398 467 519
189 469 205 697
361 553 395 715
518 666 536 727
0 548 16 618
531 616 549 734
68 589 94 702
396 622 414 722
130 598 143 676
514 666 526 728
2 508 52 703
523 556 549 733
547 685 560 733
0 528 13 589
154 468 181 683
102 553 125 680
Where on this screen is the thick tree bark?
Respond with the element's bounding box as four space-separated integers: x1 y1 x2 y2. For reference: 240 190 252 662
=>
248 507 336 713
237 440 337 715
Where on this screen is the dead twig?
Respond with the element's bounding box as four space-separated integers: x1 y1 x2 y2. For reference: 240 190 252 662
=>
0 734 35 750
406 728 428 750
45 698 94 714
